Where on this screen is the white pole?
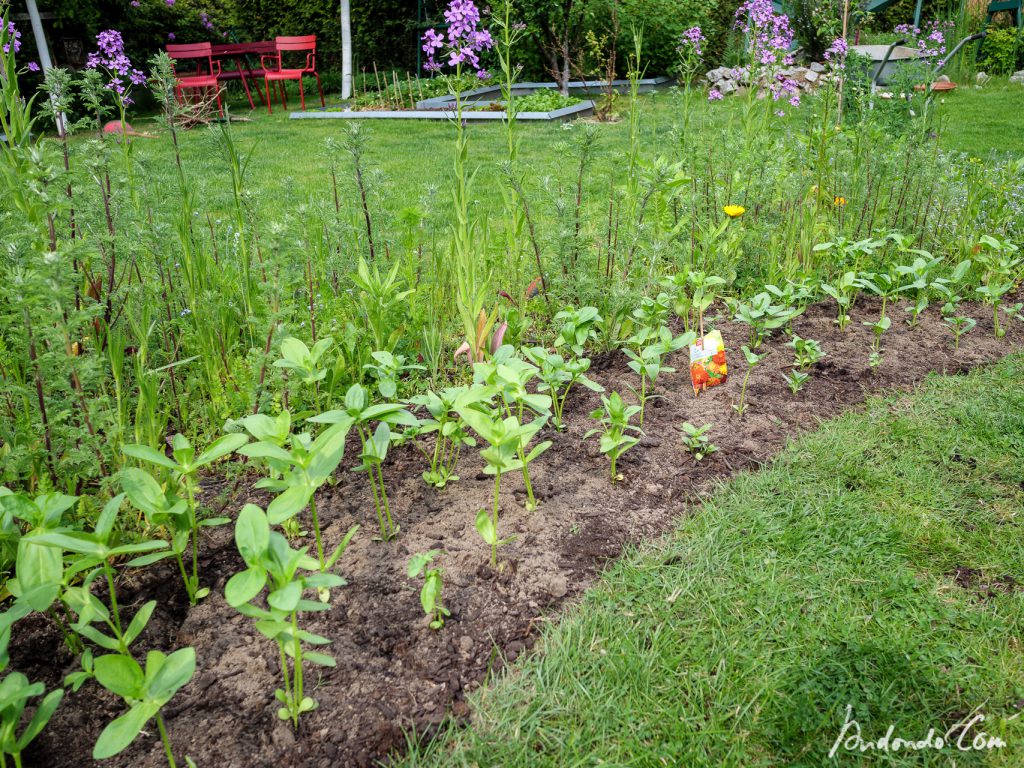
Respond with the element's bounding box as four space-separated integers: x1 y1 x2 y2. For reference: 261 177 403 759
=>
24 0 66 134
341 0 352 100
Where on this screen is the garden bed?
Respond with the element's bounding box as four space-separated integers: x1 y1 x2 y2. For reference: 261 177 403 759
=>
290 100 595 123
13 291 1024 768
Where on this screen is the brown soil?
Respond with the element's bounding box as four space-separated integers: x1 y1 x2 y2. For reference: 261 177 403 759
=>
12 294 1024 768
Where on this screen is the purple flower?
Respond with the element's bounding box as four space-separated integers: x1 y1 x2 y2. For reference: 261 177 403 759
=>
27 61 40 72
131 0 140 6
678 26 706 57
3 21 22 54
168 32 176 41
166 0 176 6
421 0 493 74
708 88 723 101
87 29 147 99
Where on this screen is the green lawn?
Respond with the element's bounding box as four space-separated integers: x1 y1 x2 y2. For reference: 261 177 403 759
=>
118 78 1024 225
400 356 1024 767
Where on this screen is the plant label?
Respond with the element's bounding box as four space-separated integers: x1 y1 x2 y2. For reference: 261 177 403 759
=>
690 330 728 397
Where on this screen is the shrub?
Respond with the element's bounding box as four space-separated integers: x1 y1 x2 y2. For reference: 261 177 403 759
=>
980 26 1024 74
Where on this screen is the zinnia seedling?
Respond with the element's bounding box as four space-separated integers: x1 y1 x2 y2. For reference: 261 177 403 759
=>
122 432 248 604
523 347 604 431
782 369 809 394
407 550 450 630
585 392 642 482
623 326 694 426
407 387 480 488
733 345 768 416
678 421 717 461
786 334 825 371
225 504 354 729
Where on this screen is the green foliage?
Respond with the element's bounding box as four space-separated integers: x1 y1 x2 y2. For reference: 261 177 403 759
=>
980 26 1024 76
513 88 581 112
585 391 642 482
407 550 450 630
678 421 717 461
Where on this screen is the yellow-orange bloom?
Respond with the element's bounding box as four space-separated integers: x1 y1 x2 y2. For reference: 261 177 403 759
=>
723 205 745 218
834 196 847 207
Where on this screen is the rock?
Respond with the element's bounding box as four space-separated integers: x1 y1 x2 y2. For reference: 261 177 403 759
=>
804 69 820 84
936 74 950 83
810 62 826 73
705 67 727 83
458 635 474 654
719 79 738 95
1011 70 1024 84
546 574 568 599
976 71 989 85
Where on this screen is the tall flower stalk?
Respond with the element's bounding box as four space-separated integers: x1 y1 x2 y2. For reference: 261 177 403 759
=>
422 0 495 362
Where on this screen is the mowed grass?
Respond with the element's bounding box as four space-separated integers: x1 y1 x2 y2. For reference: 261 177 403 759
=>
113 80 1024 226
400 356 1024 767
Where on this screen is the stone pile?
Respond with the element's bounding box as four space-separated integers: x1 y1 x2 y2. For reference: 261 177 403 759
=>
705 62 833 96
1011 69 1024 85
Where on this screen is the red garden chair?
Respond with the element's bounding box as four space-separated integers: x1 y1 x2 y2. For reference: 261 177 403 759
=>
166 42 223 116
260 35 325 113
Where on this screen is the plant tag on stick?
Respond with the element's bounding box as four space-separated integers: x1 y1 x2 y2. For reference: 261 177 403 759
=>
690 330 728 397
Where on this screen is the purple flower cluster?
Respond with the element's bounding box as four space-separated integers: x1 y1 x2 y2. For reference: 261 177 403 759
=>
823 37 847 62
708 88 723 101
3 20 21 55
895 20 950 58
422 0 494 78
87 29 146 104
735 0 800 106
678 26 706 57
200 12 215 32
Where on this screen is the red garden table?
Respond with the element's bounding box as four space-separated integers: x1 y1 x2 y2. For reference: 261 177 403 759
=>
210 41 277 110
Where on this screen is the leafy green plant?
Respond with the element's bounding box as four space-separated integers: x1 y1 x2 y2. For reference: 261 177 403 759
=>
239 416 349 568
786 334 825 371
554 306 602 356
472 346 552 511
512 88 580 112
407 387 479 489
407 550 450 630
274 336 335 411
364 350 424 400
973 235 1023 338
0 627 63 768
943 314 977 350
732 292 803 348
678 422 717 461
122 432 248 603
820 271 859 331
225 504 353 728
523 347 604 431
733 346 768 416
91 648 195 766
865 315 892 372
351 257 414 353
623 326 694 426
895 253 951 327
311 384 419 540
456 401 546 565
782 369 810 394
585 392 642 482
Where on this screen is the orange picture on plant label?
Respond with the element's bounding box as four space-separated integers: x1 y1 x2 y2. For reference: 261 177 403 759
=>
690 330 728 397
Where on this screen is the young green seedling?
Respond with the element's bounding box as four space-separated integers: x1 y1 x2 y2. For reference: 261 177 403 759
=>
895 253 950 326
363 350 425 400
122 432 248 603
523 347 604 431
553 305 602 355
585 392 642 482
864 315 892 372
731 292 803 348
782 369 810 394
407 387 479 489
310 383 419 540
943 315 977 350
0 628 64 768
91 647 196 767
472 346 552 511
733 346 768 416
407 550 450 630
819 271 858 330
623 326 694 427
974 235 1023 338
456 399 544 565
240 417 349 567
274 336 334 411
678 422 717 461
786 334 825 371
225 504 355 728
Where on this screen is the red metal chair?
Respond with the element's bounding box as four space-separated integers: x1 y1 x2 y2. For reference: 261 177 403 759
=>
166 42 223 116
260 35 325 113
